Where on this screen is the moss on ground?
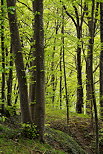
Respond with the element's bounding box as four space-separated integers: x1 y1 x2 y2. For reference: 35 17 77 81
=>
0 122 86 154
45 127 86 154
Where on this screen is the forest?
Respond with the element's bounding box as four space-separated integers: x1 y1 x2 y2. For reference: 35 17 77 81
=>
0 0 103 153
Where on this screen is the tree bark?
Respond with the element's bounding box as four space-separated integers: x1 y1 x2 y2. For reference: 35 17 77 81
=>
51 21 58 107
7 45 13 107
62 8 69 124
75 7 83 114
76 40 83 113
86 17 94 115
32 0 45 142
100 2 103 120
60 46 62 109
29 41 36 121
7 0 31 123
1 0 5 115
86 1 99 153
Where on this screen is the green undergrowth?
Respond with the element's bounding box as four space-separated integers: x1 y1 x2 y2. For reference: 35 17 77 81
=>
0 137 65 154
46 107 90 123
0 123 62 154
45 127 86 154
0 122 86 154
46 108 67 122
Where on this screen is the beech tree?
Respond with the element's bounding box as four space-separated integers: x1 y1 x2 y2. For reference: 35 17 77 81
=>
6 0 31 123
31 0 45 141
62 1 85 113
1 0 5 115
100 2 103 120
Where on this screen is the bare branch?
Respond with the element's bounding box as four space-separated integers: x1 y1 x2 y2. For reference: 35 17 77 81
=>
93 64 99 73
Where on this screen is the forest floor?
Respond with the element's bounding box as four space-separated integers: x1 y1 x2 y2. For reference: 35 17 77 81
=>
46 109 103 154
0 109 103 154
49 117 95 153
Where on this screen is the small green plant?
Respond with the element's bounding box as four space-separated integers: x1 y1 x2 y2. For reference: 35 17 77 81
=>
0 116 6 122
21 123 38 139
99 128 103 146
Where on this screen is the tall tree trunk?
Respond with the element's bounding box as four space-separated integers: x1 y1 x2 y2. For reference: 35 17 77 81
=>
51 21 58 107
6 0 31 123
86 2 99 116
1 0 5 115
76 39 83 113
62 8 69 125
7 45 13 107
86 17 94 116
86 1 99 153
62 2 85 114
60 47 62 109
51 49 55 107
32 0 45 142
74 6 83 113
29 40 36 121
100 2 103 120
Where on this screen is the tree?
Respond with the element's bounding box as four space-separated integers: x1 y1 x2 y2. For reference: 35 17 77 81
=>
85 1 99 153
31 0 45 142
100 2 103 120
86 2 99 117
61 7 69 124
1 0 5 115
6 0 31 123
62 1 85 113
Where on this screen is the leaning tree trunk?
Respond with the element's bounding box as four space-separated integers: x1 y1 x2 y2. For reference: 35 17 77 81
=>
32 0 45 142
6 0 31 123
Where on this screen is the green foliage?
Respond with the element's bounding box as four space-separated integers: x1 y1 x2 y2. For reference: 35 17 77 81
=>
0 116 6 122
8 6 16 14
0 124 70 154
99 128 103 146
21 123 38 139
0 124 19 139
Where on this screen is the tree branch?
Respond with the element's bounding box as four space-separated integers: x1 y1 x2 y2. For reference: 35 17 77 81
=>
62 5 77 28
17 0 33 12
73 5 79 26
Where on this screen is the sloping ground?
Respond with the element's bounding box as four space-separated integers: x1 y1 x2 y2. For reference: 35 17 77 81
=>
45 127 86 154
0 116 86 154
1 111 103 153
49 117 97 154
